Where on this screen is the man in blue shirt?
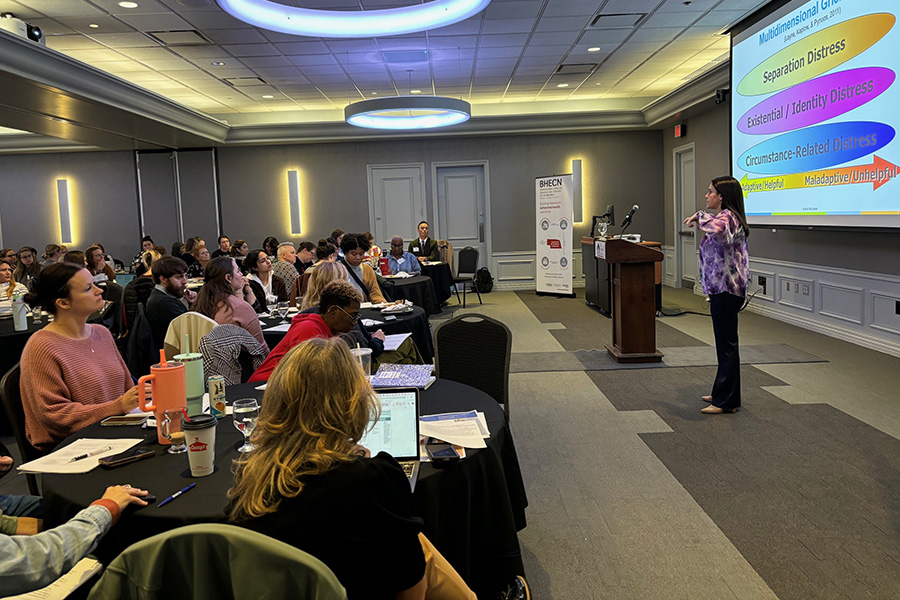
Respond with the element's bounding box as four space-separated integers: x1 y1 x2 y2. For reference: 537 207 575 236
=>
387 236 421 275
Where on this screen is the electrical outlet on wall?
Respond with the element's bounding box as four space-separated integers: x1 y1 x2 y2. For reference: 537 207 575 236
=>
802 284 809 296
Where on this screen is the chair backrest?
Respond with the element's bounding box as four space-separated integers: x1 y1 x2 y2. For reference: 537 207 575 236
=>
126 304 158 377
437 239 455 273
456 247 479 277
87 523 347 600
1 363 43 493
163 312 218 360
434 313 512 421
199 324 268 386
103 282 125 337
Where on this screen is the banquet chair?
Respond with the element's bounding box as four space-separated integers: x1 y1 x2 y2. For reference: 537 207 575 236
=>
451 247 482 308
0 363 41 495
87 523 347 600
199 324 268 385
163 312 217 360
434 314 511 422
126 304 157 377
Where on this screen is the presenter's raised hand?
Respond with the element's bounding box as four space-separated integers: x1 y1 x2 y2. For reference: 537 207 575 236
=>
683 212 700 228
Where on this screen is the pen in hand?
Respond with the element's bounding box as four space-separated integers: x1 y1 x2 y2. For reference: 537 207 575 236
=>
68 445 113 463
158 483 196 508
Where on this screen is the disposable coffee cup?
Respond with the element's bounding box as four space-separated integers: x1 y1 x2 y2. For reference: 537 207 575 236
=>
350 347 373 376
184 414 217 477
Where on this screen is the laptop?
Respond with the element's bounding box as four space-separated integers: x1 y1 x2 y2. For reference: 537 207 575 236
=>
360 388 421 491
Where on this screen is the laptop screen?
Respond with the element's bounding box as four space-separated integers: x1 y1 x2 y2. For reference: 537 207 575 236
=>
360 390 419 460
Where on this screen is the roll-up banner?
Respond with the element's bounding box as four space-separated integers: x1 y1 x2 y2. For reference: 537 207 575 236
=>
535 174 573 296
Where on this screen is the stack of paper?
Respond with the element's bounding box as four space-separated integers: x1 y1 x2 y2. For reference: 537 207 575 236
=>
382 333 411 351
18 439 141 474
419 410 490 449
6 557 102 600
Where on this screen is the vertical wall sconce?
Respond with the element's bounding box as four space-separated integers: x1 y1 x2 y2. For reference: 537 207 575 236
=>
571 159 583 223
287 170 302 234
57 178 73 244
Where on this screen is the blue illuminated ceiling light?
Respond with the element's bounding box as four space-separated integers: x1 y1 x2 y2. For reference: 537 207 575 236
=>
215 0 492 38
345 96 471 130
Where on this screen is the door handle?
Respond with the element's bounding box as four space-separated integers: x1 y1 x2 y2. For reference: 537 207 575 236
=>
479 224 484 243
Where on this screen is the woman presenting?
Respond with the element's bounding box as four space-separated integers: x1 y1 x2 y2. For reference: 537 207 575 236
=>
683 176 750 415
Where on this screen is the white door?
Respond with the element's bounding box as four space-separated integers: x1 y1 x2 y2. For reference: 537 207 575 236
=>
435 165 487 269
368 165 426 250
676 148 699 288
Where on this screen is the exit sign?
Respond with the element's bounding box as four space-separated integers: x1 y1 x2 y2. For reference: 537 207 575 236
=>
674 123 686 138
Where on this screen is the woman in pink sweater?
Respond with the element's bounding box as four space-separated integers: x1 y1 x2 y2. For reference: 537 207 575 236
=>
21 264 142 451
190 256 269 351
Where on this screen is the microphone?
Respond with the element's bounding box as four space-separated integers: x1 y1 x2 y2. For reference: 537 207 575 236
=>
621 204 639 227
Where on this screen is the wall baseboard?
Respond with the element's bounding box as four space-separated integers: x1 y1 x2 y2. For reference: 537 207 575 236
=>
491 250 584 291
677 256 900 358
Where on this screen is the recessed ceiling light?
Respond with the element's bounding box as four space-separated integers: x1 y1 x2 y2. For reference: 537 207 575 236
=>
118 1 139 8
587 47 600 52
410 89 422 94
371 92 378 95
595 82 602 85
89 23 100 28
556 83 569 88
210 61 226 66
262 95 274 98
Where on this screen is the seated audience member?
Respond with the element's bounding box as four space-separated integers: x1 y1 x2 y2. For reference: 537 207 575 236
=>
296 241 315 275
289 240 337 306
249 281 360 382
90 242 116 270
1 248 16 268
192 256 268 351
363 232 382 269
86 245 116 284
20 263 145 451
0 481 148 596
42 244 64 266
262 236 280 259
211 234 231 258
0 452 42 537
62 250 86 267
408 221 440 263
244 249 288 313
131 236 154 271
186 244 211 278
330 229 344 248
387 236 422 275
230 338 476 600
180 237 204 267
171 241 185 259
145 256 197 347
13 247 41 292
273 242 300 297
123 249 161 333
0 262 28 316
341 233 386 303
229 239 249 262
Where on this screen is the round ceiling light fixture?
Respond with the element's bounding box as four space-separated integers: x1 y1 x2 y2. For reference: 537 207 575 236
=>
345 96 471 130
215 0 492 38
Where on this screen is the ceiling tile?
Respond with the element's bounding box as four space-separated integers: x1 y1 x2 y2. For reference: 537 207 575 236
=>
61 48 127 62
480 34 529 48
54 16 135 34
542 0 603 18
326 39 380 53
578 28 632 45
287 54 338 67
522 45 570 57
239 55 292 68
91 0 169 15
484 1 541 19
428 35 478 49
177 10 248 29
275 41 330 55
115 13 192 32
141 58 200 70
600 0 659 13
530 31 579 45
535 16 591 32
170 46 231 59
642 11 704 28
222 43 278 57
15 0 104 17
28 19 76 36
481 19 536 35
695 10 750 27
428 19 482 36
46 35 106 50
89 32 160 47
117 46 172 59
629 27 685 42
204 28 268 44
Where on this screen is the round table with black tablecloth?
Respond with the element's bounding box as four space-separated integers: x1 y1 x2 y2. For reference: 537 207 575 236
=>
261 306 434 363
385 274 441 314
41 380 527 597
420 262 453 305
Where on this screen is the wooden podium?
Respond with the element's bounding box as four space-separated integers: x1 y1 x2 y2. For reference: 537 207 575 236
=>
594 238 664 363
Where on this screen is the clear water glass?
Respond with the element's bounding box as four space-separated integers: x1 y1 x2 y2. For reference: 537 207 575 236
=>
232 398 259 453
32 309 42 324
276 301 290 324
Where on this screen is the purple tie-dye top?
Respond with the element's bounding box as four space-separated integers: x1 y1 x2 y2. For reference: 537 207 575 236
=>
697 209 749 298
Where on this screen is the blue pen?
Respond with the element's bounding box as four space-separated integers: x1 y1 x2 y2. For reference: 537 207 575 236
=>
158 483 195 508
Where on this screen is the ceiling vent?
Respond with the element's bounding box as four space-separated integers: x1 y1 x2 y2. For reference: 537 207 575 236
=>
147 30 212 46
556 63 597 75
589 14 645 29
224 77 269 87
382 50 429 63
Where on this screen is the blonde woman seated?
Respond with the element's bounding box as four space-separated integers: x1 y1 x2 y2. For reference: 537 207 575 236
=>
301 262 423 367
0 262 27 316
228 338 475 600
289 239 337 306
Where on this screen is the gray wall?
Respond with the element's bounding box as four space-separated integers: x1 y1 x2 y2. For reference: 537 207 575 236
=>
662 103 900 276
216 130 665 253
0 151 140 262
0 129 664 262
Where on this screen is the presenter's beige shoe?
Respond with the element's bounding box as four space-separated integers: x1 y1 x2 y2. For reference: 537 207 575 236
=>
701 395 713 403
701 405 736 414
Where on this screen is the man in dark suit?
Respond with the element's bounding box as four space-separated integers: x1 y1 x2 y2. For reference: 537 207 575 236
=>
408 220 439 263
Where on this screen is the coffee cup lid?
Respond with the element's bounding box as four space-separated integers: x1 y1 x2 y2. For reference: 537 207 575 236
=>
174 353 202 361
184 414 218 429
